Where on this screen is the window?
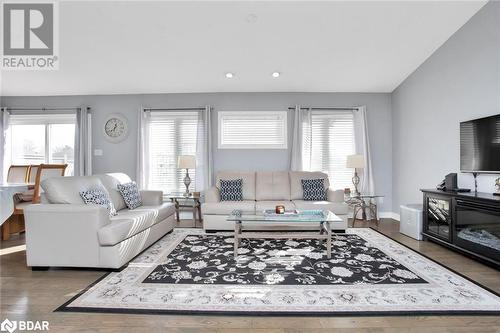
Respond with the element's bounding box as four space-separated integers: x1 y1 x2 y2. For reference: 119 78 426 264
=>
9 114 76 175
147 111 198 193
306 111 355 190
218 111 287 149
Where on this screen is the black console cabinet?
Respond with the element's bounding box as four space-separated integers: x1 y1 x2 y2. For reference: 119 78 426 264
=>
422 189 500 269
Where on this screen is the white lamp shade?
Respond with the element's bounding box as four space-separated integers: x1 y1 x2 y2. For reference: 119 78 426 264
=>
346 154 365 169
177 155 196 169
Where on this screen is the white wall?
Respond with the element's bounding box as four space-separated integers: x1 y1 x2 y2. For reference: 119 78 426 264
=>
5 3 498 217
1 92 393 212
391 1 500 212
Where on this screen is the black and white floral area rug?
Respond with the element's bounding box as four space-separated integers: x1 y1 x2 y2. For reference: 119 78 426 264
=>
57 228 500 316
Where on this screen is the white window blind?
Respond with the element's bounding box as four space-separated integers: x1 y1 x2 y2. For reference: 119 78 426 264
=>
218 111 287 149
9 113 75 125
308 111 355 190
9 113 76 176
148 111 198 193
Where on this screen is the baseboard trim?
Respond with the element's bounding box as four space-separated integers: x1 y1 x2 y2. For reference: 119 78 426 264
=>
347 211 400 221
379 212 400 221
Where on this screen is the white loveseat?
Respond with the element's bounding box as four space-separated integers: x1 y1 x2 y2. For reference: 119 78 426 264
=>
202 171 348 231
24 173 175 269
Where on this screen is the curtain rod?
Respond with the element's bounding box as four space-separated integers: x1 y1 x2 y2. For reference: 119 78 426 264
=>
287 107 358 111
143 107 206 112
3 107 89 111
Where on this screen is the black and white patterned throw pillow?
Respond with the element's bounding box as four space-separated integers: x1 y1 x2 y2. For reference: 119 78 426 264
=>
301 178 327 201
219 179 243 201
117 182 142 209
80 188 117 216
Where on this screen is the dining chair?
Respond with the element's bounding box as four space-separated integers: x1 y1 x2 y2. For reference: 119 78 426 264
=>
7 164 68 240
6 165 30 183
27 165 40 184
31 164 68 204
14 165 41 203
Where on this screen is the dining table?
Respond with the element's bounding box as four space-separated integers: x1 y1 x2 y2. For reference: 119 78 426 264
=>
0 183 31 225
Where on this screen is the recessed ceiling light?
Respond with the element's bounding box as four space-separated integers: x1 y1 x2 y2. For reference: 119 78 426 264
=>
272 72 280 78
246 13 258 23
225 72 234 79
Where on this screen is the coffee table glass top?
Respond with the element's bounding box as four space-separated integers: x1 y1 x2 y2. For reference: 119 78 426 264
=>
227 209 342 223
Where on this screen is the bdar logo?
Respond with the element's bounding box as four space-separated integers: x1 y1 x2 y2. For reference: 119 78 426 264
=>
0 319 17 333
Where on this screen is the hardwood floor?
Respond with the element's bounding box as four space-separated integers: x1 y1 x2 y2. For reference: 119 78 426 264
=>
1 219 499 333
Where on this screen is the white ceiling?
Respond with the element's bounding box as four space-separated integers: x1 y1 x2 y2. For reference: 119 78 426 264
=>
0 1 487 96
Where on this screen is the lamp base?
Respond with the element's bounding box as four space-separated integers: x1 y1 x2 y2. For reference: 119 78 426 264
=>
352 171 360 197
183 169 191 196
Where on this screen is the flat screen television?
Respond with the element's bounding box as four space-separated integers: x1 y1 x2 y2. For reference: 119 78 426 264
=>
460 114 500 173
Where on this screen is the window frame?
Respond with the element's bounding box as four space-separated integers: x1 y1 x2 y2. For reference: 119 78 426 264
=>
217 111 288 150
8 113 76 175
308 110 356 190
147 111 199 194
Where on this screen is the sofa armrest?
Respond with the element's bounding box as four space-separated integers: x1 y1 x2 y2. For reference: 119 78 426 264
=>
327 189 345 203
205 187 220 203
140 190 163 206
25 203 110 221
23 204 110 267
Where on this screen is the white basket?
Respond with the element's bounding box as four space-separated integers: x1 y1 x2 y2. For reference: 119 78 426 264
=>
399 204 423 240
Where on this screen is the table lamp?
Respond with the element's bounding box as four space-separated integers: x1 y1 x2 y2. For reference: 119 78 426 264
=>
346 154 364 197
177 155 196 196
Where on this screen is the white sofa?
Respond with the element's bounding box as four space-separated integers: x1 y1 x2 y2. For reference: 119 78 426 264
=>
202 171 349 231
24 173 176 269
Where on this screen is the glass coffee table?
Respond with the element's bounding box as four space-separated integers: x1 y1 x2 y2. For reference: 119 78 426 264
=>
227 210 343 259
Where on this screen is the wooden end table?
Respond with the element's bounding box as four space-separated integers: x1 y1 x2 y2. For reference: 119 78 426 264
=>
345 194 384 227
166 193 202 228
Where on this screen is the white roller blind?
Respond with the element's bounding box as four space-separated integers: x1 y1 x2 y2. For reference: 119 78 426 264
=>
309 111 355 190
218 111 287 149
148 111 198 193
9 113 75 125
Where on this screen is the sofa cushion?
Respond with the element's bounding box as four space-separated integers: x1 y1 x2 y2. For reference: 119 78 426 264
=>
41 176 104 204
289 171 330 200
293 200 348 215
220 179 243 201
202 200 255 215
256 171 291 201
80 187 117 216
255 200 296 212
302 178 327 201
95 173 131 211
133 203 176 223
117 182 142 209
98 202 175 246
216 171 256 200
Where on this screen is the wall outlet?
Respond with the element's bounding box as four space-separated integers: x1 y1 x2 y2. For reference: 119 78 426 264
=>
94 149 103 156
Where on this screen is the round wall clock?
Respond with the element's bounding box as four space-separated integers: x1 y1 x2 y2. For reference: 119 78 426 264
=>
103 113 129 143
